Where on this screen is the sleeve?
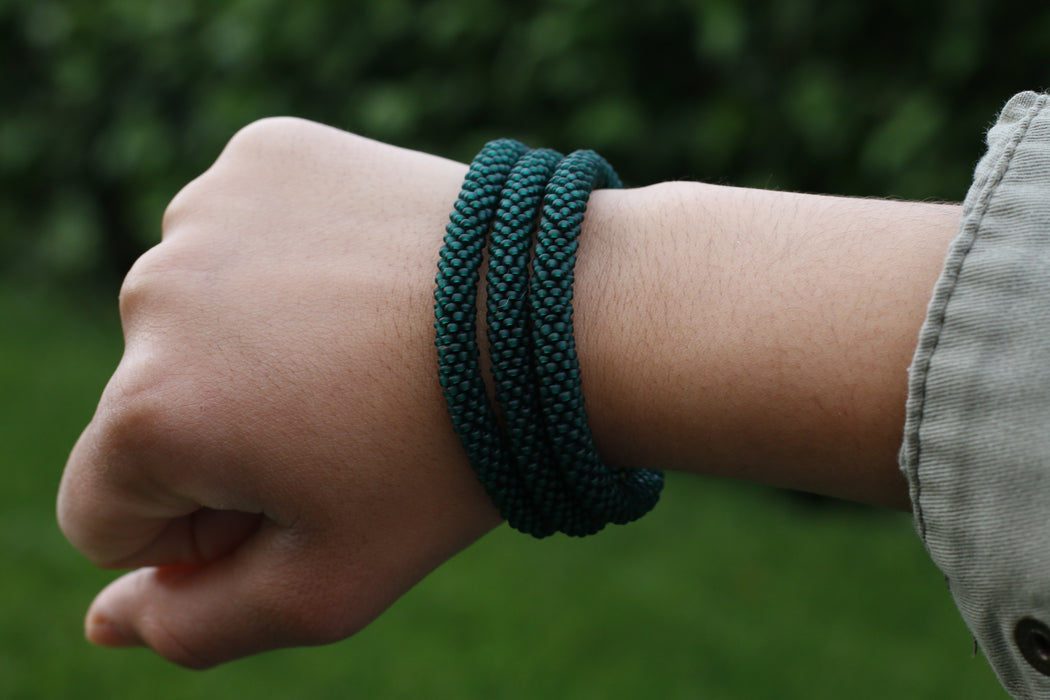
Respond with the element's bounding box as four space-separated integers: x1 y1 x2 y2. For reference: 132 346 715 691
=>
901 91 1050 699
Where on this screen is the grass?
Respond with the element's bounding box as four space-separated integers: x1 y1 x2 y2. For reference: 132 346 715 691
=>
0 285 1006 699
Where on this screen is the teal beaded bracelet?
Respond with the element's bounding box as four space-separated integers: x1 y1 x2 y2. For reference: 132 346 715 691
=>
434 139 534 532
435 139 663 537
486 147 570 537
529 149 663 532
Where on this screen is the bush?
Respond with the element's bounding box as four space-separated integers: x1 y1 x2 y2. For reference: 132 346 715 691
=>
3 0 1045 286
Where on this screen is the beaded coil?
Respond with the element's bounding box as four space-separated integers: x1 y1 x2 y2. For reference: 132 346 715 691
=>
435 139 663 537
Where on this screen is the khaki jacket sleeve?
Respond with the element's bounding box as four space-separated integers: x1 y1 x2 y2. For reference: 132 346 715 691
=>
903 91 1050 699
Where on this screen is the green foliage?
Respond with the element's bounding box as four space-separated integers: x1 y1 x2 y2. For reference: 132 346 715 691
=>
1 0 1045 284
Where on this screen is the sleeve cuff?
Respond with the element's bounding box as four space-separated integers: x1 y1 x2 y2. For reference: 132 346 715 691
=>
902 91 1050 699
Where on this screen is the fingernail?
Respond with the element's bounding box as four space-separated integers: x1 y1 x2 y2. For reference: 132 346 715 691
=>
86 613 139 648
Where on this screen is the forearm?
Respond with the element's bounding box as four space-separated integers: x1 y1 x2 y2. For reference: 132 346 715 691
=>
58 121 963 666
573 182 960 509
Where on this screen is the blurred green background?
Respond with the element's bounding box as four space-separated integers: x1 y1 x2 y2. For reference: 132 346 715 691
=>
1 0 1038 696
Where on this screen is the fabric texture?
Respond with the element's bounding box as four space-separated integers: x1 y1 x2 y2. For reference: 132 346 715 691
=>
902 91 1050 699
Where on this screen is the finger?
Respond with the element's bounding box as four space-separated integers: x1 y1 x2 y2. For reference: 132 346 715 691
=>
58 416 193 568
58 340 270 569
60 419 263 569
118 509 264 569
59 423 266 572
84 524 371 669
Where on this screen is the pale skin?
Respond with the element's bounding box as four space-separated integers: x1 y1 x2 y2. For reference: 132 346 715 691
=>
58 117 960 668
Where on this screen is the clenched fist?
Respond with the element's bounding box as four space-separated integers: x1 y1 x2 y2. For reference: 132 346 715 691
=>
58 118 502 668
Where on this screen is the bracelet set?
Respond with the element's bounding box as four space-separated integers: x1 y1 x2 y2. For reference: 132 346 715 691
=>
434 139 663 538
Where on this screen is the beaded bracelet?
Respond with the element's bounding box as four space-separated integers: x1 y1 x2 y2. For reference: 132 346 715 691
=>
435 139 534 532
528 149 663 533
486 147 569 537
435 140 663 537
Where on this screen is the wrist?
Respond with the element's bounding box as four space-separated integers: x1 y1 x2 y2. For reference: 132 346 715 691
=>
573 183 670 473
576 181 957 509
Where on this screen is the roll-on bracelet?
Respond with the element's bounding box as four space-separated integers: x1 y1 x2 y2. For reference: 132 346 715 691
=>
435 140 663 537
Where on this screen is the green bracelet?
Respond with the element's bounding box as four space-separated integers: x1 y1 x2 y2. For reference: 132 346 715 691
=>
528 149 663 534
486 147 570 537
435 139 533 530
436 140 663 537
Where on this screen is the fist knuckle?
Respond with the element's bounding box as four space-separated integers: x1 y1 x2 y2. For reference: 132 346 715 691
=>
117 246 164 322
97 382 177 462
222 116 312 162
160 176 201 235
163 117 311 240
118 238 211 331
97 362 210 479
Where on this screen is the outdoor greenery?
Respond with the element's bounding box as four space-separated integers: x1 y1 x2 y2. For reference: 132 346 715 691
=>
1 0 1041 697
5 0 1050 286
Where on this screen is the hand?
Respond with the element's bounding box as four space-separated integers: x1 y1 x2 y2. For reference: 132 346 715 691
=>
58 118 501 668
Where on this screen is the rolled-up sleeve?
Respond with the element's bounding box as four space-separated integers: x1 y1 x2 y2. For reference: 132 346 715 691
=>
902 91 1050 699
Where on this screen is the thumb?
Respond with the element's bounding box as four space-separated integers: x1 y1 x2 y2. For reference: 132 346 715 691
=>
84 524 372 669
